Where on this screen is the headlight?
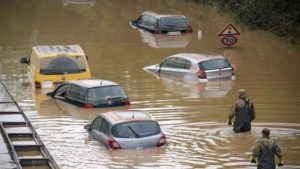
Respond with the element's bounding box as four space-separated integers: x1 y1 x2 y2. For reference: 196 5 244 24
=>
42 81 53 88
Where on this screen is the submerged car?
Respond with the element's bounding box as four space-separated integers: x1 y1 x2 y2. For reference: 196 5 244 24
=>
20 44 91 89
130 11 192 34
143 53 235 82
84 110 167 149
47 79 130 108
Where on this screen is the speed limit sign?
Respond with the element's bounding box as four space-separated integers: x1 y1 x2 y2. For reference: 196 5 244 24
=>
219 23 240 46
221 36 237 46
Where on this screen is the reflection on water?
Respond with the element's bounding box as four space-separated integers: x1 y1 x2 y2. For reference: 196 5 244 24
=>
62 0 96 6
1 0 300 168
136 28 192 48
144 71 233 99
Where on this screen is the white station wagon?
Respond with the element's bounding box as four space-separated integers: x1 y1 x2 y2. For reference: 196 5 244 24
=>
84 110 167 149
143 53 235 82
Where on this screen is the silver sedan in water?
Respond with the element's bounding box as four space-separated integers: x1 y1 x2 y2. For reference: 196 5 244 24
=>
143 53 236 82
84 110 167 149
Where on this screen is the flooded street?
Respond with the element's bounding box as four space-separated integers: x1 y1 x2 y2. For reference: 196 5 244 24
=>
1 0 300 168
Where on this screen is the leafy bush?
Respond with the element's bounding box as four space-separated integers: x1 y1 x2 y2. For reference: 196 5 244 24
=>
190 0 300 38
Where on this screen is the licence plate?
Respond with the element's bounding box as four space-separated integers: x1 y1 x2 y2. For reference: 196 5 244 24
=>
167 31 181 35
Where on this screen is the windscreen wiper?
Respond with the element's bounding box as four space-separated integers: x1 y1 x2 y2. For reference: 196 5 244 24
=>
128 125 140 138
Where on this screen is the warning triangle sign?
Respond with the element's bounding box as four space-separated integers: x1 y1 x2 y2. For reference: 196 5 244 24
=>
218 23 240 36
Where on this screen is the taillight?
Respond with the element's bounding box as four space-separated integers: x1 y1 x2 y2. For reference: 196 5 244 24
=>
196 69 207 79
84 103 93 108
232 67 235 75
124 99 131 106
35 81 41 88
153 30 162 34
186 28 193 33
108 135 121 149
157 133 167 147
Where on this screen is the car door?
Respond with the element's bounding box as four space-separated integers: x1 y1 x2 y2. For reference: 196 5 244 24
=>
65 85 87 107
90 116 109 147
171 57 191 78
53 84 71 100
138 14 157 32
158 57 177 75
90 116 103 140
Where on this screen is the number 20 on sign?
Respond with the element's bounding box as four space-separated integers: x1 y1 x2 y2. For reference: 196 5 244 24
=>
218 23 240 46
221 36 237 46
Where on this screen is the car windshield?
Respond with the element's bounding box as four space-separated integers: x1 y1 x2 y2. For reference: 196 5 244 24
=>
160 17 189 28
112 121 161 138
40 55 86 75
87 86 127 102
199 58 231 70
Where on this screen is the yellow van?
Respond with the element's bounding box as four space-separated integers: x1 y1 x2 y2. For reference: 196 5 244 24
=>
20 45 91 89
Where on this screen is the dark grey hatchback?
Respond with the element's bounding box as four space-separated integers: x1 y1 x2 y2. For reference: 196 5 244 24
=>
130 11 193 34
47 79 130 108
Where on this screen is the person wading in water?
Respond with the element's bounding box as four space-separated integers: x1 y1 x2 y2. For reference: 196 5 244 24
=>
228 89 256 133
251 128 283 168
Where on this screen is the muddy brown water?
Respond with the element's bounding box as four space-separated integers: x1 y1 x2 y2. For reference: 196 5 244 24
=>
1 0 300 168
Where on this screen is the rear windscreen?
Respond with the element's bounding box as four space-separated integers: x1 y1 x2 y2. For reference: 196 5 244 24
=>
112 121 161 138
160 17 189 28
87 86 127 102
199 58 231 70
40 56 86 75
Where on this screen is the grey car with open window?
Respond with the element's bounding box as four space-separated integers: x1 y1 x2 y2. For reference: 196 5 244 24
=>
84 110 167 149
47 79 130 108
143 53 235 82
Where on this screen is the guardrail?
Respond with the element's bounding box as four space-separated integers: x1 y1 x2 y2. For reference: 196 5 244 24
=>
0 81 59 169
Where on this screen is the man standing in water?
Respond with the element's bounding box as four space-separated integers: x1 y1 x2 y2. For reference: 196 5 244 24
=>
227 89 256 133
251 128 283 168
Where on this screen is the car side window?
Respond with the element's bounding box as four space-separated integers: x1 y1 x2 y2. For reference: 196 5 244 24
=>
53 84 71 98
137 15 144 24
92 117 103 131
173 58 191 69
141 14 157 28
160 58 177 68
99 119 109 135
66 85 87 102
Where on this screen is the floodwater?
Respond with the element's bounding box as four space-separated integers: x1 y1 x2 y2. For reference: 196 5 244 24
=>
1 0 300 168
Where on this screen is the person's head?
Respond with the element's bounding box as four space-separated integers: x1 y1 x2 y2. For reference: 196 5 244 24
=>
238 89 247 99
262 128 270 138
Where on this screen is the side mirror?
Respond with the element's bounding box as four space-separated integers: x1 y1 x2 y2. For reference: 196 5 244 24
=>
84 124 91 130
20 57 29 64
46 92 53 97
132 20 137 25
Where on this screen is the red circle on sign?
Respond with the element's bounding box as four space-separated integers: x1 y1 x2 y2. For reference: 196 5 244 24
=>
221 36 237 46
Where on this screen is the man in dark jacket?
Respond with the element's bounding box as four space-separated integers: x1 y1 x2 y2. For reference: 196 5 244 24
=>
251 128 283 168
228 89 256 133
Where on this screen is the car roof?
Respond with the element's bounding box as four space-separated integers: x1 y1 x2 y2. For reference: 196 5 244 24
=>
142 11 186 19
100 110 156 125
169 53 225 64
33 44 85 58
68 79 119 88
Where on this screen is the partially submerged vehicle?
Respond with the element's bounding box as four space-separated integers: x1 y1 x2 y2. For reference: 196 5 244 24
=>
143 53 235 82
130 11 192 34
47 79 130 108
20 45 91 89
84 110 167 149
